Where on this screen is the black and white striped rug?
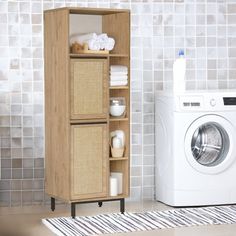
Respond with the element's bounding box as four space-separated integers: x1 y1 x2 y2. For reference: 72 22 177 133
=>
42 205 236 236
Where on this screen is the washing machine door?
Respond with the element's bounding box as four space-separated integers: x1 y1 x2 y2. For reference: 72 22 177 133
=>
185 114 236 174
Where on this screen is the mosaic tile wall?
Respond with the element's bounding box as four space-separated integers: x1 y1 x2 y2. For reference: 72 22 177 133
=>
0 0 236 206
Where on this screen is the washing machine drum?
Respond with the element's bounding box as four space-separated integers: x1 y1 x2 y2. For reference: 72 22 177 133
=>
191 123 229 167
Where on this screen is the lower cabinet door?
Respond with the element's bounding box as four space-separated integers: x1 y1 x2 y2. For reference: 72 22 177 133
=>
71 124 108 200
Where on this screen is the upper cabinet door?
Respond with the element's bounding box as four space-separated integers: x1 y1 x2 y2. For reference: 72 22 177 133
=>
70 58 108 120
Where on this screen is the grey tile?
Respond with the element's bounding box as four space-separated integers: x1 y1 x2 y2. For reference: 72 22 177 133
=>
34 168 44 178
33 180 44 190
1 138 11 147
22 191 32 205
12 169 22 179
11 116 22 127
0 191 10 207
22 180 33 190
1 148 11 158
0 180 11 190
1 168 11 179
228 15 236 24
11 191 22 206
11 127 22 137
1 159 11 168
23 158 34 168
12 158 22 168
0 116 10 126
12 137 22 148
33 190 44 202
23 148 33 157
34 158 44 168
23 127 33 136
23 169 33 179
227 4 236 14
11 180 22 190
11 148 22 158
0 128 10 137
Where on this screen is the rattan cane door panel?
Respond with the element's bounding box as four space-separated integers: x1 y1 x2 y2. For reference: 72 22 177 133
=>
71 124 108 200
70 59 108 120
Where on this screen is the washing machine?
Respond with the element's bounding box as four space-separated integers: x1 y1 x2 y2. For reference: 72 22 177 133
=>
155 90 236 206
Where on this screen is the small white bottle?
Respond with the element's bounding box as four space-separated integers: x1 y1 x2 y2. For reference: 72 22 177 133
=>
173 49 186 93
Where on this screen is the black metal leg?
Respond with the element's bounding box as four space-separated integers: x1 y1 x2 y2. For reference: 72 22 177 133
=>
71 203 76 218
120 199 125 214
51 197 55 211
98 201 103 207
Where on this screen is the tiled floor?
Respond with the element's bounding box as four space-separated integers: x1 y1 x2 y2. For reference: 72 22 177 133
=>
0 200 236 236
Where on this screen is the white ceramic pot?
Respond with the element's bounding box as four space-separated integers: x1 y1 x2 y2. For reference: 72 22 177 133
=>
110 105 125 117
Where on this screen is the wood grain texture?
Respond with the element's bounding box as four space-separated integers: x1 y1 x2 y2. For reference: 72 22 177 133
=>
71 124 108 200
103 12 130 55
70 58 108 120
44 8 70 200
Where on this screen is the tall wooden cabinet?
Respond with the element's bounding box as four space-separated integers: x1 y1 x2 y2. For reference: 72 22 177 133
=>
44 7 130 217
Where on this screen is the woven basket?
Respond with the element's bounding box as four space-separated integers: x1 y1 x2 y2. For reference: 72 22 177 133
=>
111 147 125 158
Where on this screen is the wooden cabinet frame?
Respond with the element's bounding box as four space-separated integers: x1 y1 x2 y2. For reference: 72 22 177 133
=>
44 7 130 218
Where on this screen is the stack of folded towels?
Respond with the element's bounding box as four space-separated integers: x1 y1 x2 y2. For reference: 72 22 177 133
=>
110 65 128 87
70 32 115 51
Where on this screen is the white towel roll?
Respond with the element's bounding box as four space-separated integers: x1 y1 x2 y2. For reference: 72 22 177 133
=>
87 38 100 51
105 37 115 51
97 33 109 50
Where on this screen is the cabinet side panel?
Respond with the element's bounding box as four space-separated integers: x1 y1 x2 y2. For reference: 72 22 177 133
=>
44 9 70 201
102 12 130 55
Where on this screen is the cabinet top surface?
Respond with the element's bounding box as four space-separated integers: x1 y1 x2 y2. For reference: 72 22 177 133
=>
44 7 130 15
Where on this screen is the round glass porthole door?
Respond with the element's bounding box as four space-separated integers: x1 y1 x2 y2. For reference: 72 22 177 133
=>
185 115 236 174
191 123 229 167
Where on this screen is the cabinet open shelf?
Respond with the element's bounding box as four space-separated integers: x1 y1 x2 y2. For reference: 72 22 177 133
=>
109 86 129 90
70 53 129 58
109 157 128 161
109 54 129 58
70 53 109 58
109 117 129 121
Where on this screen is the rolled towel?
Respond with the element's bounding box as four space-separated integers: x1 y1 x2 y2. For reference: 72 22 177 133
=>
87 38 100 51
97 33 109 50
105 37 115 51
70 33 97 45
110 80 128 86
110 65 128 73
110 75 128 81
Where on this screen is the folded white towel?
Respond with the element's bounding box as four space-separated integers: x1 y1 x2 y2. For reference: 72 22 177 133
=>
105 37 115 51
110 75 128 81
110 65 128 73
110 80 128 86
70 33 97 45
110 72 128 76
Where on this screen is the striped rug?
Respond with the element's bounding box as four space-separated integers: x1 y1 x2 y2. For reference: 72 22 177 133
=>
42 205 236 236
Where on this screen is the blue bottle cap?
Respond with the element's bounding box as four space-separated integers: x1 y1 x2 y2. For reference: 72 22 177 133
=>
178 50 184 56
